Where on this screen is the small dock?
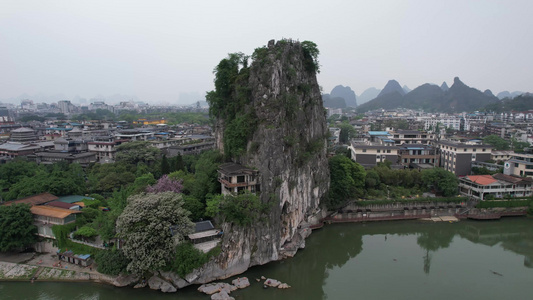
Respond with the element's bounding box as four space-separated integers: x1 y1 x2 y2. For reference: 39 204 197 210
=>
420 216 459 222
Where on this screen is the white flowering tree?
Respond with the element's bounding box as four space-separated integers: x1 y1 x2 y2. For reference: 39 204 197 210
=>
116 191 194 274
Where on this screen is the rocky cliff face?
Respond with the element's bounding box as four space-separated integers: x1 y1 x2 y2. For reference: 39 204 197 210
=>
194 39 329 282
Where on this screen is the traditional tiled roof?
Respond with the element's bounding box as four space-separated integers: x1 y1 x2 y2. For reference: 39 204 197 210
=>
30 205 79 219
194 220 214 233
4 193 58 206
493 173 533 184
465 175 498 185
46 201 79 210
219 163 256 175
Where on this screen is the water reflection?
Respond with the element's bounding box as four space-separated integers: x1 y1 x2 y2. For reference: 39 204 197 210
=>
2 218 532 300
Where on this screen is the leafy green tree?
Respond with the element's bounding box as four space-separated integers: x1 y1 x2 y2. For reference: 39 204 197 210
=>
161 155 170 175
365 170 380 189
115 141 161 165
182 195 205 221
301 40 320 73
421 168 458 197
483 135 510 150
192 150 223 202
327 155 366 209
171 155 185 173
511 138 530 152
116 192 195 274
206 192 269 226
129 173 156 194
338 122 356 144
3 163 87 201
0 204 37 251
169 170 196 195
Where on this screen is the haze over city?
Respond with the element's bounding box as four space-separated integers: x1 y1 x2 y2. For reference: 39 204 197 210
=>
1 0 532 105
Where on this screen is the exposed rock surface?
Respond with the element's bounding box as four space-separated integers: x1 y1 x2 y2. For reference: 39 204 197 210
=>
197 39 329 283
198 282 237 295
159 271 189 289
112 274 140 287
232 277 250 289
211 290 235 300
264 278 281 287
148 275 177 293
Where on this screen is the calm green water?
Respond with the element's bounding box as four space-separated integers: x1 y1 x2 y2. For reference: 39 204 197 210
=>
2 218 533 300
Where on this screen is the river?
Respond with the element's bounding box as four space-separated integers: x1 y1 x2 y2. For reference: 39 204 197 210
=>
2 217 532 299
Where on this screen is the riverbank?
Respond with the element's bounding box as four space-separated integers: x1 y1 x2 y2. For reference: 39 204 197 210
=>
1 209 529 291
0 252 116 284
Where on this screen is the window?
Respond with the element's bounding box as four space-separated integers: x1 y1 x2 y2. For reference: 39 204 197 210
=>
473 148 476 152
362 149 366 153
387 150 391 153
377 149 381 153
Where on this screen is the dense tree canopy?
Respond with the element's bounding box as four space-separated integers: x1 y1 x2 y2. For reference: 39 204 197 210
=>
327 155 366 209
338 123 356 144
115 141 161 165
0 204 37 251
421 168 458 197
483 135 510 150
116 192 194 274
2 162 86 201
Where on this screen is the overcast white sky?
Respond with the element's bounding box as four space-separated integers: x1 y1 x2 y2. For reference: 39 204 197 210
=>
1 0 532 105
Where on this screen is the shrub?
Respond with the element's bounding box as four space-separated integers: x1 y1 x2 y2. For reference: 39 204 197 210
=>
165 242 215 277
95 250 130 276
74 226 98 239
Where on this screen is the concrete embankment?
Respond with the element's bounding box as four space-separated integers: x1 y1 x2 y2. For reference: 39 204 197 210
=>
0 260 117 284
0 252 117 284
315 201 529 226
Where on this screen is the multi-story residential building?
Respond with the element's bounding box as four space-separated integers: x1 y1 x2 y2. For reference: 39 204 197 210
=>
348 143 400 168
492 150 514 163
425 116 469 131
503 152 533 178
436 141 493 176
390 130 436 145
397 144 439 168
87 136 123 163
459 173 533 200
218 163 260 195
166 140 215 157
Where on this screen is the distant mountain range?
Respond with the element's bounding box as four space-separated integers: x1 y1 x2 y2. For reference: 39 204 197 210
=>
357 87 381 105
484 93 533 112
330 85 357 107
496 90 524 100
357 77 501 113
321 78 529 112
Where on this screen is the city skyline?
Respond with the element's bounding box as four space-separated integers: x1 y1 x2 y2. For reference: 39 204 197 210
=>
1 0 532 105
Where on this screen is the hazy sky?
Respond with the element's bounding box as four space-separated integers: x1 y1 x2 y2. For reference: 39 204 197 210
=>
1 0 532 105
